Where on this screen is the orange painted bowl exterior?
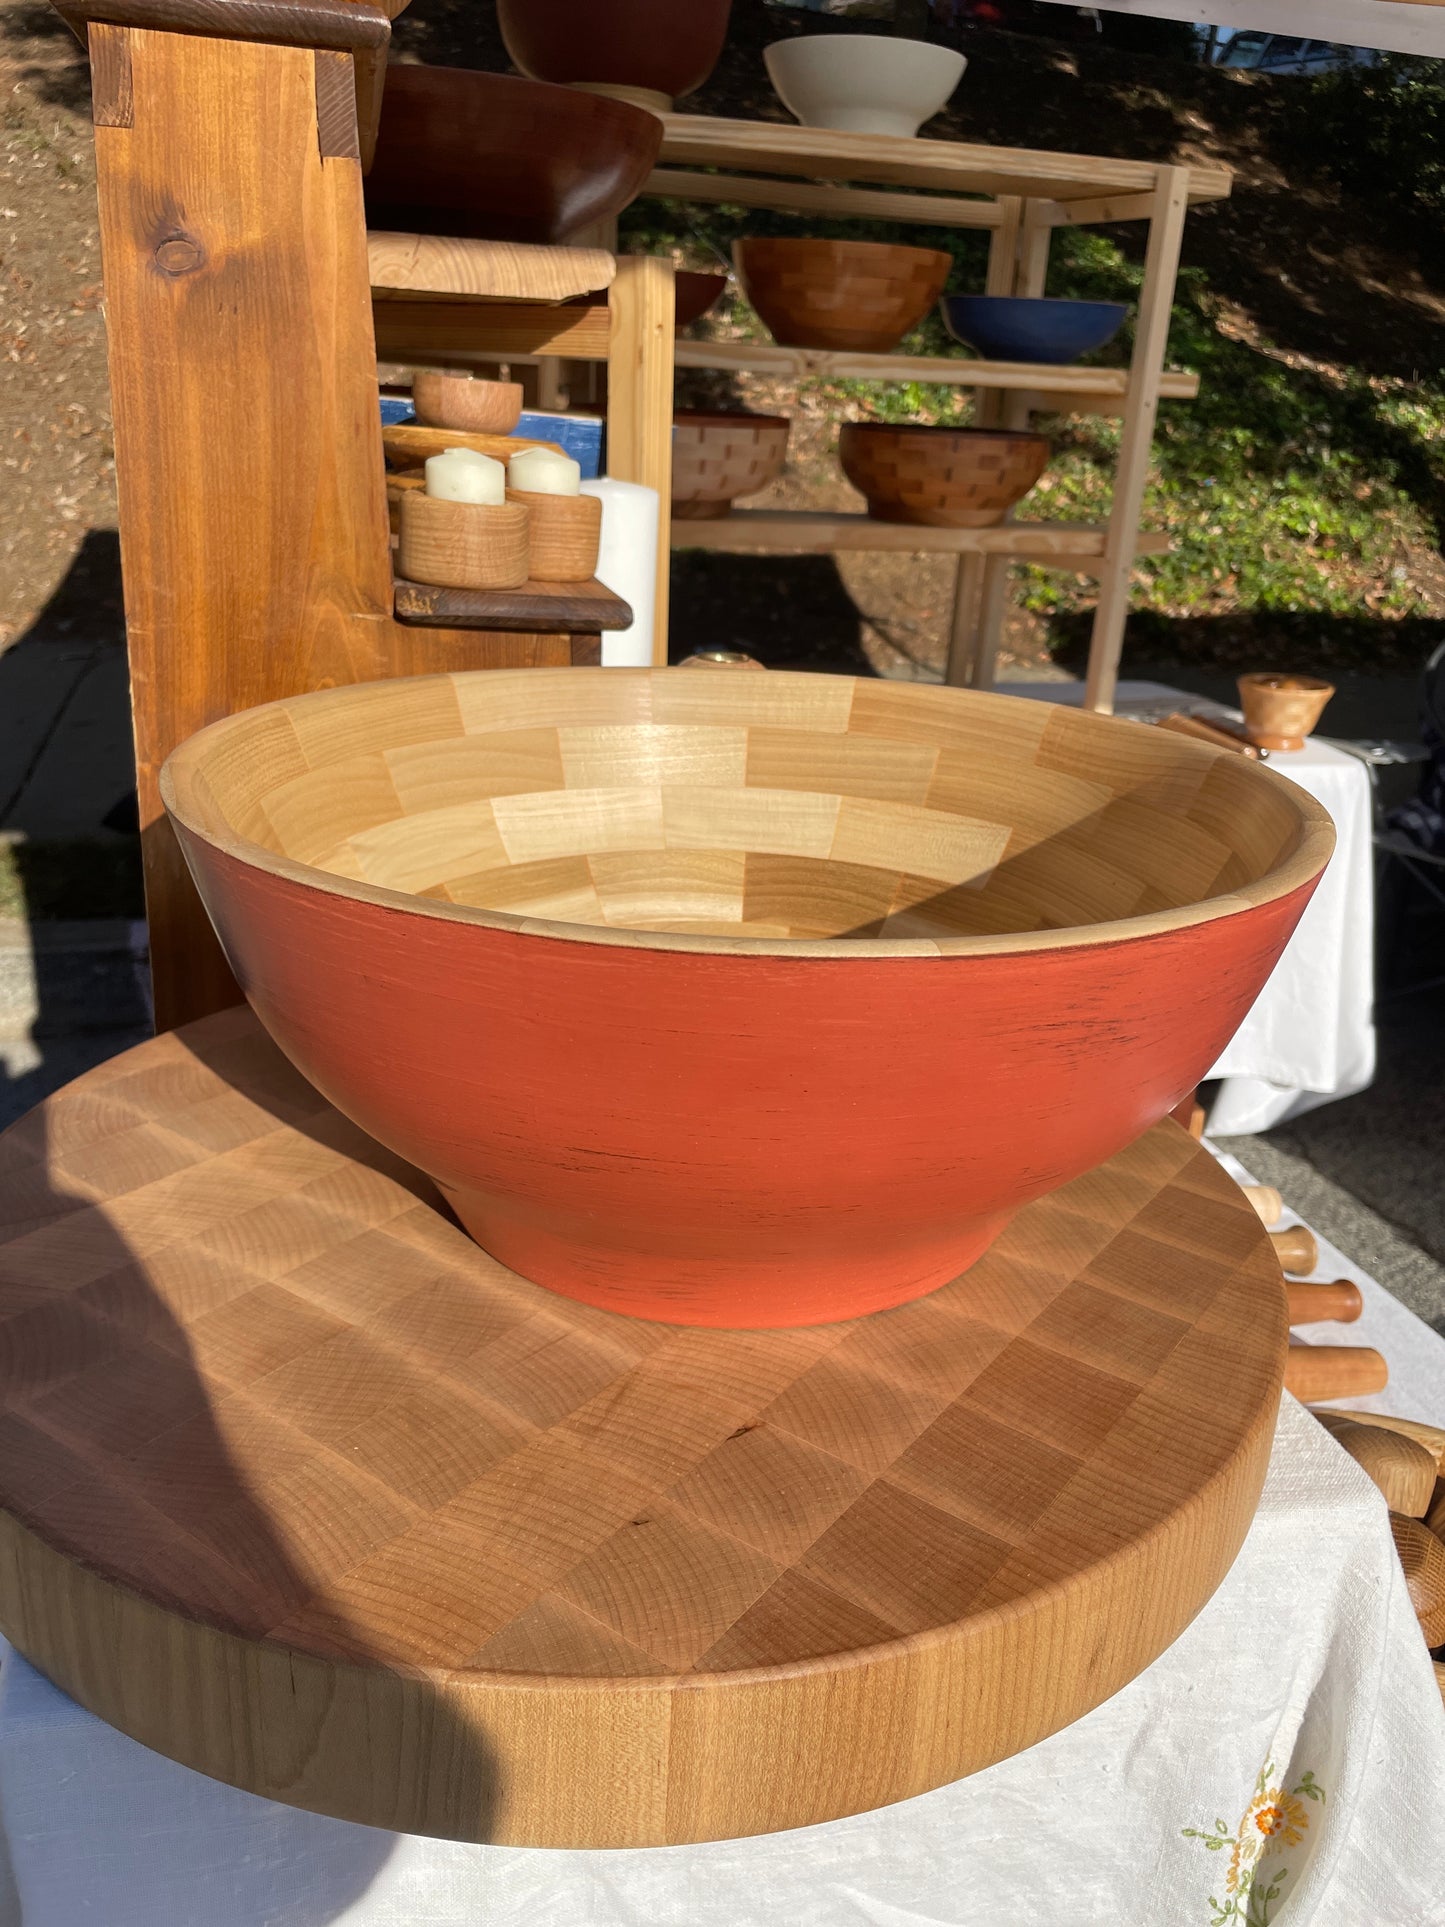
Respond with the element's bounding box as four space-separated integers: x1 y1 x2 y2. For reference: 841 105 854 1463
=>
162 671 1334 1329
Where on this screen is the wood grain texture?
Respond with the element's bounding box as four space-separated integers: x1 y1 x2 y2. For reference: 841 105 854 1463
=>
1327 1411 1445 1470
647 166 1007 229
733 237 951 355
365 65 663 246
1313 1414 1436 1515
162 671 1330 1325
58 0 389 50
368 232 615 303
412 371 524 435
1284 1347 1388 1401
667 509 1171 563
0 1008 1286 1845
605 255 674 662
1270 1225 1319 1276
839 423 1051 529
657 114 1232 206
393 576 633 635
671 411 791 518
372 296 612 365
1390 1515 1445 1645
87 22 133 125
383 422 563 468
505 488 602 583
397 496 531 592
1285 1279 1362 1325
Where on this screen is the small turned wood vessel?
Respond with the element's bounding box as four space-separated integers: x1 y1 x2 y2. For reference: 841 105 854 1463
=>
162 670 1333 1328
397 493 530 591
1237 674 1335 753
0 1014 1288 1846
733 238 952 354
671 411 791 519
412 372 524 436
506 487 602 583
840 422 1051 528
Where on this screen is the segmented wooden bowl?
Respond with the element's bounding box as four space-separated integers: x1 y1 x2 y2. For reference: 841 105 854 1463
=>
163 670 1333 1328
840 422 1052 527
671 410 791 519
733 238 952 354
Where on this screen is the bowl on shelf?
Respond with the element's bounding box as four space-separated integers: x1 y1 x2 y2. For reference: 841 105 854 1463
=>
671 410 791 519
675 270 729 329
366 65 664 245
764 33 966 138
164 669 1332 1329
498 0 732 113
1237 673 1335 752
942 295 1129 365
733 237 952 354
412 372 525 436
839 422 1051 527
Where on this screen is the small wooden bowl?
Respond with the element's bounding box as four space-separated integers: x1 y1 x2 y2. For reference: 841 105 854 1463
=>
839 423 1051 528
675 270 728 329
1237 674 1335 753
506 487 602 582
671 410 791 519
412 372 525 436
398 493 530 590
733 237 952 354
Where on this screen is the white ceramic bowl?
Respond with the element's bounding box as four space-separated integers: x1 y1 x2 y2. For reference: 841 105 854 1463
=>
764 34 966 139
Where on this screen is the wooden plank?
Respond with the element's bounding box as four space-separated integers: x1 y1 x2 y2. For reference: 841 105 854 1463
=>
669 509 1170 563
606 255 675 663
657 114 1232 206
642 167 1003 228
95 27 398 1030
371 296 612 363
394 575 634 634
367 232 616 303
1040 191 1160 228
672 338 1198 399
87 22 133 125
1085 167 1190 714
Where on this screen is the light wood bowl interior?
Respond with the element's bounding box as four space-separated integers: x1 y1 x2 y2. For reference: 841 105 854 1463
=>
167 670 1334 954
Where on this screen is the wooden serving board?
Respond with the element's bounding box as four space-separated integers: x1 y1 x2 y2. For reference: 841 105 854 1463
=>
0 1010 1287 1848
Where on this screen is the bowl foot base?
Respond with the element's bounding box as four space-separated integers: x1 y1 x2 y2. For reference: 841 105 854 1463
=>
440 1191 1016 1327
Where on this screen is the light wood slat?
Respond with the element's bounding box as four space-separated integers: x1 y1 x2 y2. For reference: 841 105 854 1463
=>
672 338 1200 398
657 114 1233 206
644 167 1004 228
367 232 616 303
371 295 612 364
668 510 1172 563
0 1007 1286 1847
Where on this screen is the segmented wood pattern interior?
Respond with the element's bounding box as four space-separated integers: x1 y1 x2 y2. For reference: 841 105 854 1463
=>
165 670 1330 951
732 237 952 353
840 423 1052 528
0 1008 1287 1845
671 411 792 518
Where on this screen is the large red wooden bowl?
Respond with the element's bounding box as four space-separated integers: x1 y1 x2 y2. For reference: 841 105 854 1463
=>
162 671 1332 1329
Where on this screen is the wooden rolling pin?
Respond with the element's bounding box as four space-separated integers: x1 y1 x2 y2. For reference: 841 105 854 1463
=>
1286 1279 1363 1325
1270 1225 1319 1276
1285 1345 1388 1401
1158 712 1265 759
1242 1183 1283 1228
1390 1513 1445 1646
1312 1412 1437 1515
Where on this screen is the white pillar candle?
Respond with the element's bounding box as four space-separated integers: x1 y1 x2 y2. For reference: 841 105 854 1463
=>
508 445 582 496
582 477 659 667
425 447 505 505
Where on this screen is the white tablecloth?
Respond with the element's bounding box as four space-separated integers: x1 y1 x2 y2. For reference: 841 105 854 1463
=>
999 681 1377 1134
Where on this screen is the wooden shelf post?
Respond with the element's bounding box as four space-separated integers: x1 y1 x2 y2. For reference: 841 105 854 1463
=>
606 254 675 661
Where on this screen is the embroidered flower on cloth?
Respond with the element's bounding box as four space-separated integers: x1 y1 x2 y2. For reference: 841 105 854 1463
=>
1184 1761 1325 1926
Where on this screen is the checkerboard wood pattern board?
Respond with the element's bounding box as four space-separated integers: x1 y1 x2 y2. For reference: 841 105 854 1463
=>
0 1008 1287 1845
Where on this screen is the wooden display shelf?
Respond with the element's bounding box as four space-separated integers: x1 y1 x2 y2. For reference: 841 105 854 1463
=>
0 1008 1287 1850
671 509 1172 569
674 337 1200 404
394 573 632 637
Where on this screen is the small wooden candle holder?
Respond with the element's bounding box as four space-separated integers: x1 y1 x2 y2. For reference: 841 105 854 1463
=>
1237 673 1334 752
413 371 525 436
398 492 530 590
506 486 601 582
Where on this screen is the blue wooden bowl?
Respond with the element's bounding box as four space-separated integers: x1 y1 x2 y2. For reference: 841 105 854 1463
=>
942 295 1128 365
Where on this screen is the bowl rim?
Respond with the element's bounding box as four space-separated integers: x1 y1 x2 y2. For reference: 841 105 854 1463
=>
944 294 1130 316
161 669 1336 964
839 422 1049 446
673 409 793 430
763 33 968 75
732 235 954 272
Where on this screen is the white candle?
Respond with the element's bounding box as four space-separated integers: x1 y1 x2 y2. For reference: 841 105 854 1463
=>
509 445 582 496
425 447 505 505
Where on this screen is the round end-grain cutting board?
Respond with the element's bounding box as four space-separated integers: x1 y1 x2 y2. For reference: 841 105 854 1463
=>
0 1009 1287 1846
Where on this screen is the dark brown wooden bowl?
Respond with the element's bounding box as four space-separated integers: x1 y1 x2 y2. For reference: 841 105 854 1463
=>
365 65 664 246
840 422 1052 527
733 237 952 354
498 0 732 108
